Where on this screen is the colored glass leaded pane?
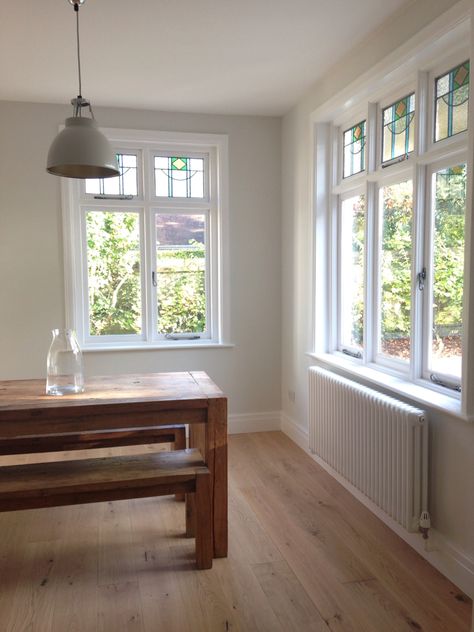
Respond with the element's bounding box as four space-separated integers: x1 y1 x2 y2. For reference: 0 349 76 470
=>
343 120 366 178
154 156 205 198
85 153 138 197
435 60 470 142
382 93 415 163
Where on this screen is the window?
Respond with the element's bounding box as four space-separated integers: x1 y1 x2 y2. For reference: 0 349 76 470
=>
343 121 366 178
434 61 470 142
382 94 415 164
315 46 470 399
426 163 466 381
378 179 413 364
62 130 229 349
339 193 365 353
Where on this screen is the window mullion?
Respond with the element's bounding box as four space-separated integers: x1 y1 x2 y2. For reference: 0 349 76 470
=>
417 71 430 156
367 103 377 174
364 182 377 364
411 163 428 381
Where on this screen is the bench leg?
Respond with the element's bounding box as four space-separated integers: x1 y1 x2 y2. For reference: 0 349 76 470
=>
195 471 212 570
174 426 186 502
185 492 195 537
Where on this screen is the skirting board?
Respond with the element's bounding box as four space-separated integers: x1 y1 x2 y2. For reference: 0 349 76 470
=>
280 412 474 599
228 411 281 435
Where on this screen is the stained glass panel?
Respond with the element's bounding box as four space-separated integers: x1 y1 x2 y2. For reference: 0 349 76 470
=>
85 154 138 197
343 121 366 178
154 156 205 198
435 61 470 142
382 94 415 163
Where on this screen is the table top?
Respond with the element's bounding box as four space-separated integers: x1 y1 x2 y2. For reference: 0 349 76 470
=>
0 371 224 418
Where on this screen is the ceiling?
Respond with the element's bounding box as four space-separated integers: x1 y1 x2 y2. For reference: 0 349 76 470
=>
0 0 409 116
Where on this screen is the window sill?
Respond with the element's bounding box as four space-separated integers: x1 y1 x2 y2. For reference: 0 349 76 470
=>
83 342 235 353
307 352 471 422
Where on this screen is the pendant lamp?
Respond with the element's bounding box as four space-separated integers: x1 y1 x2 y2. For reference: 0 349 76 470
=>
47 0 119 179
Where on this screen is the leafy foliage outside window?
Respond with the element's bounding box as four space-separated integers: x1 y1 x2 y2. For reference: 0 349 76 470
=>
431 164 466 376
86 211 141 335
340 195 365 348
380 181 413 360
156 214 207 334
157 241 206 334
85 211 208 337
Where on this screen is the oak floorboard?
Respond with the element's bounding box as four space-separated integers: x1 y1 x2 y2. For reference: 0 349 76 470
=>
258 432 472 630
97 581 144 632
0 432 470 632
252 559 330 631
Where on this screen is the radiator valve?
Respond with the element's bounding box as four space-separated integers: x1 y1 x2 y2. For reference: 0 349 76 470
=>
419 511 431 539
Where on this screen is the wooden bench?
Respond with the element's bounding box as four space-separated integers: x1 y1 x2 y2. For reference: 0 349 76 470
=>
0 424 187 454
0 448 212 570
0 424 187 501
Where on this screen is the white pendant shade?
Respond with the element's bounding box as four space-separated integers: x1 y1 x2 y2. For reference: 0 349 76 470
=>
47 117 119 179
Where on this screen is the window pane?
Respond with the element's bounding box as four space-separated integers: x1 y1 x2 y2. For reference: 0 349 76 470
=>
85 154 138 197
382 94 415 163
430 164 466 378
340 194 365 350
343 121 366 178
435 61 469 142
379 180 413 361
86 211 142 335
154 156 205 198
156 214 206 334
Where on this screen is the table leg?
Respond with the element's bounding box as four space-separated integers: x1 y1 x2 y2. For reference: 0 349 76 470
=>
189 397 227 558
209 397 228 558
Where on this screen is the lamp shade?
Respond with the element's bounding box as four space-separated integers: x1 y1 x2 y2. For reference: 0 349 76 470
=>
47 117 119 179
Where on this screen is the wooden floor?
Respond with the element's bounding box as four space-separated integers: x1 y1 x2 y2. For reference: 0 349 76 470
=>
0 431 471 631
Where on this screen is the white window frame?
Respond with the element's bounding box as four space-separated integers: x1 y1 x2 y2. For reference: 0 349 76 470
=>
422 152 468 384
310 4 473 419
61 129 230 350
337 187 366 358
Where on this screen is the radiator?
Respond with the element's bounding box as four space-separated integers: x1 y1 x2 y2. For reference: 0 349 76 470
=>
309 366 428 532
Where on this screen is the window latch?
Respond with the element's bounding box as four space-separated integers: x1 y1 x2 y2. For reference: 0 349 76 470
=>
152 271 157 287
342 348 363 359
417 267 426 291
430 374 461 392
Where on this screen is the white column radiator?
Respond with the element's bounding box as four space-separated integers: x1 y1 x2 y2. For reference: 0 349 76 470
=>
309 366 429 533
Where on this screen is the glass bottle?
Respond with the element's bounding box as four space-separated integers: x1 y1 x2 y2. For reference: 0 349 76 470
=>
46 329 84 396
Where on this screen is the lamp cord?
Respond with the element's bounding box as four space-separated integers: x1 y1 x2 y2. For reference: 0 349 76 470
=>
74 3 82 107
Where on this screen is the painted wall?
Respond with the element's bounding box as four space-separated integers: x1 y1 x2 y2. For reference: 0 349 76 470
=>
281 0 474 594
0 102 281 417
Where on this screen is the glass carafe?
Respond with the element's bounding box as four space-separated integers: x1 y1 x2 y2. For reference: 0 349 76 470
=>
46 329 84 396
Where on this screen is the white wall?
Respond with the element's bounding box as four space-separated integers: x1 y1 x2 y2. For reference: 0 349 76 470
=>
0 102 281 418
281 0 474 596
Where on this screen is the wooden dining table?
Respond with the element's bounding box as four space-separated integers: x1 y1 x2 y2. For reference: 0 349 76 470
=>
0 371 228 558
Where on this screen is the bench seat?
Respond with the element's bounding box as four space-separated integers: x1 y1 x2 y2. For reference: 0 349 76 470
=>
0 448 212 569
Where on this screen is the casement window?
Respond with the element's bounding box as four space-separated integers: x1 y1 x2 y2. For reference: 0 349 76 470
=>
315 47 470 401
62 130 229 349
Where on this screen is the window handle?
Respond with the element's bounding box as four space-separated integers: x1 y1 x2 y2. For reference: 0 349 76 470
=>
430 374 461 392
152 271 157 287
342 348 363 359
417 267 426 290
93 195 134 200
